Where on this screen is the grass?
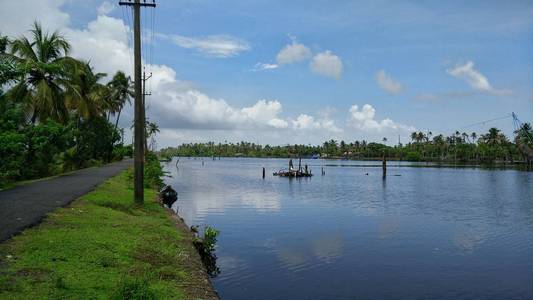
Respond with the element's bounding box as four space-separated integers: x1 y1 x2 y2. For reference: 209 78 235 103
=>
0 170 213 299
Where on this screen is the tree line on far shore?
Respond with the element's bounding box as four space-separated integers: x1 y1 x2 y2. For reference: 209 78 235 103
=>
160 126 533 164
0 23 158 187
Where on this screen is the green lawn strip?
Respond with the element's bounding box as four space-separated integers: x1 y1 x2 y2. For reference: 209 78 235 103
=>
0 170 193 299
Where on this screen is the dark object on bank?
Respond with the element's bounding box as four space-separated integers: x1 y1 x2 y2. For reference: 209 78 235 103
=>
160 185 178 208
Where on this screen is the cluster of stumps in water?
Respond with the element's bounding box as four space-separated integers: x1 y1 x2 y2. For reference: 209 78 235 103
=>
272 158 315 178
270 156 392 179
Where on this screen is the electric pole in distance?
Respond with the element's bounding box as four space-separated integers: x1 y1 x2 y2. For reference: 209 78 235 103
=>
118 0 156 205
142 68 152 153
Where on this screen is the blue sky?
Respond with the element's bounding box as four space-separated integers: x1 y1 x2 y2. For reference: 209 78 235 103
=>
1 0 532 147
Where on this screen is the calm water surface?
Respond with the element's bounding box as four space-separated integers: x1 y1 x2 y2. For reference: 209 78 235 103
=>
163 158 533 300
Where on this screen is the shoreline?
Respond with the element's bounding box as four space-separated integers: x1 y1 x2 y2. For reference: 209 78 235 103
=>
0 170 218 299
164 155 532 170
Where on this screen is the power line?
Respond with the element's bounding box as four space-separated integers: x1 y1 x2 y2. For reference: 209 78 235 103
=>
460 114 512 129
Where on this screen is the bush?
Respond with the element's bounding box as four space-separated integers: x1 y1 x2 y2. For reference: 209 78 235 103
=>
405 151 422 161
112 144 133 161
144 152 164 189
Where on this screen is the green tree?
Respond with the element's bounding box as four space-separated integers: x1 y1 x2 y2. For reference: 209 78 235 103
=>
65 62 108 120
147 122 160 151
7 22 77 123
107 71 133 129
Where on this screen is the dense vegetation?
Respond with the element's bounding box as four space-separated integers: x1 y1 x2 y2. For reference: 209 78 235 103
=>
160 127 533 164
0 23 140 187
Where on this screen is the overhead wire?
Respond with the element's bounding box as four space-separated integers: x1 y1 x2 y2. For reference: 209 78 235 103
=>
121 4 135 78
459 114 512 129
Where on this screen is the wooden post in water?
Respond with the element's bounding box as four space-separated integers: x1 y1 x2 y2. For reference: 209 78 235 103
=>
382 153 387 178
262 167 265 179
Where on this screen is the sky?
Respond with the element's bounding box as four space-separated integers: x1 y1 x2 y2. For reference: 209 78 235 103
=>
1 0 532 148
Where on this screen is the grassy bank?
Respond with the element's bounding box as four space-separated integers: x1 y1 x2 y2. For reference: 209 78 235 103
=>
0 169 217 299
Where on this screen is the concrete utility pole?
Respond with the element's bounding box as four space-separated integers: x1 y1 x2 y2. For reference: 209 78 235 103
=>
119 0 156 205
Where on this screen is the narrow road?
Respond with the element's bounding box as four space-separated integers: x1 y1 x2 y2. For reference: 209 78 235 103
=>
0 159 133 242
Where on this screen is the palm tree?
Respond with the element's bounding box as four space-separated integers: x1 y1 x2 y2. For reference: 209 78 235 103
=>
471 132 477 144
0 33 23 85
146 121 160 152
7 22 77 123
462 132 469 143
106 71 133 129
483 127 502 146
65 62 108 120
410 132 417 143
514 123 533 164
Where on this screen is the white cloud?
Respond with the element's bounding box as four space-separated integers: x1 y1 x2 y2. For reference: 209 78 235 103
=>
447 61 511 95
97 1 115 16
150 81 289 130
376 70 403 94
171 34 250 57
276 41 312 65
0 0 70 37
348 104 415 132
310 51 343 79
64 15 132 77
1 0 420 147
253 62 279 71
292 114 342 133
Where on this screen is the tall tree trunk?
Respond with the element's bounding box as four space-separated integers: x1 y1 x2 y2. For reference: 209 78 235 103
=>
114 108 122 130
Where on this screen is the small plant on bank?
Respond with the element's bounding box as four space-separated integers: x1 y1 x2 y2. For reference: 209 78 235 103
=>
203 226 220 253
144 152 165 189
192 225 221 277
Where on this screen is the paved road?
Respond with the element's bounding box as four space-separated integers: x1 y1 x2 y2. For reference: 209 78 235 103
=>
0 159 133 242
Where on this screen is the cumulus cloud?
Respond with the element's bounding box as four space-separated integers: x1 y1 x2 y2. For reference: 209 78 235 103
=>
64 15 132 77
0 0 70 37
276 41 312 65
150 80 289 130
447 61 511 95
348 104 415 132
376 70 403 94
292 114 342 133
170 34 250 57
310 51 343 79
1 0 419 147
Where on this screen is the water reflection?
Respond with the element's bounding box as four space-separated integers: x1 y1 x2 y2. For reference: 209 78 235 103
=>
311 234 343 264
163 158 533 300
240 191 281 212
452 223 489 254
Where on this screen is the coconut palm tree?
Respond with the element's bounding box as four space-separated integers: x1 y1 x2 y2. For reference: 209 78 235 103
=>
483 127 502 146
410 132 417 143
65 62 108 120
7 22 78 123
471 132 477 144
106 71 133 129
147 121 160 151
0 33 23 85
